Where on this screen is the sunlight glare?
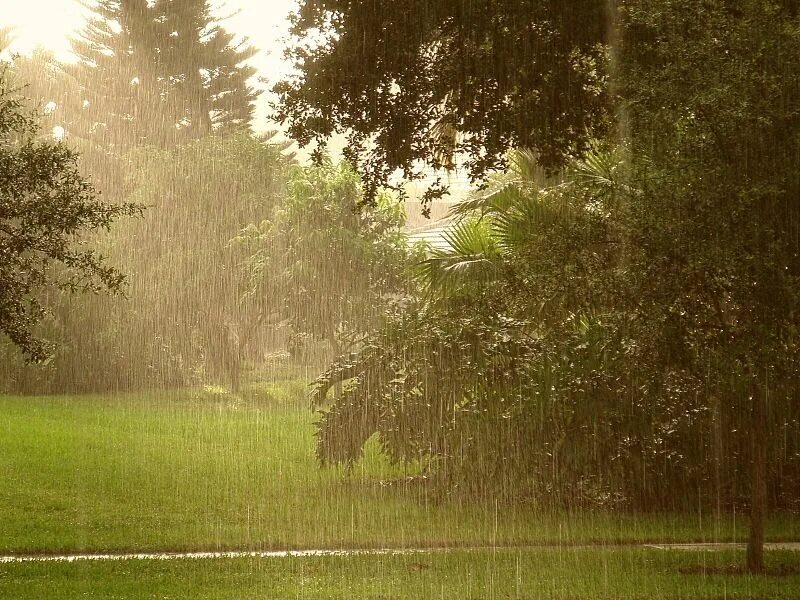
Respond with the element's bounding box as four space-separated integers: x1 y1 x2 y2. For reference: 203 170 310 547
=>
3 0 88 62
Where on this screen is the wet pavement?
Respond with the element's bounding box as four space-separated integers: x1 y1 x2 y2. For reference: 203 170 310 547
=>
2 543 799 564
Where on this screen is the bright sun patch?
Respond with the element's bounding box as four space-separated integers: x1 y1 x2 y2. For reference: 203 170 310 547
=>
4 1 87 62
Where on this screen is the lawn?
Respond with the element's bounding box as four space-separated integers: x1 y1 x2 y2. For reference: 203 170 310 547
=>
0 548 798 599
0 380 797 557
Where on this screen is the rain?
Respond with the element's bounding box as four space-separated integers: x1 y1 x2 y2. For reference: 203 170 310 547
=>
0 0 798 598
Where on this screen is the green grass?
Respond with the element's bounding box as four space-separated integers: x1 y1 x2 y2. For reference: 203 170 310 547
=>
0 382 797 555
0 549 798 599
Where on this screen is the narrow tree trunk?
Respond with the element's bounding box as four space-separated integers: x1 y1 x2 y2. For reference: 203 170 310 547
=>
226 321 242 395
713 395 723 529
229 354 241 394
329 336 342 399
746 388 768 573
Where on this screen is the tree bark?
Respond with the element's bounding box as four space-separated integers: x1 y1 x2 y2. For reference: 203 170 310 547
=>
225 321 242 394
713 394 723 528
229 353 241 394
746 387 768 573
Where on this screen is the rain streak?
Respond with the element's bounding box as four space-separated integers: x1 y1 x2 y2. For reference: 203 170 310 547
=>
0 1 798 597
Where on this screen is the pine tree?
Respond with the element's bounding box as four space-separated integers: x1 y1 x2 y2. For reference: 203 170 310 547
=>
152 0 257 136
68 0 257 151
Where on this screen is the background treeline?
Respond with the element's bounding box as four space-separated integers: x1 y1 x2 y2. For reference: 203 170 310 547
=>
0 1 410 393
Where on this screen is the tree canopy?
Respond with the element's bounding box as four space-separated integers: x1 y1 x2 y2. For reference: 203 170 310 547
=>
238 160 413 359
274 0 610 203
68 0 257 151
122 132 292 391
307 1 800 573
618 0 800 571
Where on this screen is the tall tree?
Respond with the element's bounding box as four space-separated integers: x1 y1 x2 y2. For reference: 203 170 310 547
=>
0 27 11 53
119 132 293 392
619 0 800 572
292 1 800 575
239 160 412 360
0 67 140 361
69 0 257 152
154 0 257 135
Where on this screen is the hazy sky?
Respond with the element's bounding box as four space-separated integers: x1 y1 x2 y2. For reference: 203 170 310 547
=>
3 0 299 80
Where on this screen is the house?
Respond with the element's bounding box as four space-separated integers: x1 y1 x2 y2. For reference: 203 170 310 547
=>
404 201 458 253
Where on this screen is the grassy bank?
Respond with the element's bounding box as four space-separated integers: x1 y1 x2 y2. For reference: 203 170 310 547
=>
0 382 797 555
1 548 799 599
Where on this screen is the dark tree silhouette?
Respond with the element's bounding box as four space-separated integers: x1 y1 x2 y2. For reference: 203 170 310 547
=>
0 69 140 361
274 0 610 203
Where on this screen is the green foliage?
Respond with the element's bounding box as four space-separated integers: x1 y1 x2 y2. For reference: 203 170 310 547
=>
314 130 800 509
619 0 800 363
110 132 292 388
0 68 140 362
275 0 611 203
313 147 619 502
239 160 414 354
1 132 292 393
310 2 800 529
615 4 800 567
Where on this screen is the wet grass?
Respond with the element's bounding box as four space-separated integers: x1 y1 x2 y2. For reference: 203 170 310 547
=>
0 381 797 555
0 548 798 599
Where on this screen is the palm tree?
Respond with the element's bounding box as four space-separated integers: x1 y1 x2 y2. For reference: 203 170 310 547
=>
418 144 624 308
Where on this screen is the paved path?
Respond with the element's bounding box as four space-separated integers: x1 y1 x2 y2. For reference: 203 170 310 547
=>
1 543 799 564
0 548 422 564
643 542 800 551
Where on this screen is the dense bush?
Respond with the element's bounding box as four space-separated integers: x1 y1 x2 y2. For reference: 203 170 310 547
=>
313 144 800 511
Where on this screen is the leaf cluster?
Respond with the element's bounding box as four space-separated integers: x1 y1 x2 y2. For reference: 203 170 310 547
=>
0 70 141 362
274 0 611 204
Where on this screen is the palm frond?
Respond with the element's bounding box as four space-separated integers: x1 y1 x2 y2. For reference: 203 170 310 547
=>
571 143 626 203
418 144 615 300
508 148 543 183
415 219 501 294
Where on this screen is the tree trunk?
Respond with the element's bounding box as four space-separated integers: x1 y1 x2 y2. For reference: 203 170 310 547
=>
746 387 768 573
226 321 242 395
713 394 723 529
229 354 241 394
329 336 343 399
